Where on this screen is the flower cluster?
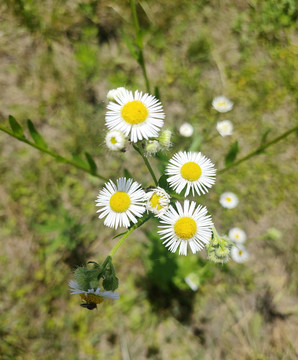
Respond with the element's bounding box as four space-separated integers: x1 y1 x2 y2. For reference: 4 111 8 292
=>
70 88 243 308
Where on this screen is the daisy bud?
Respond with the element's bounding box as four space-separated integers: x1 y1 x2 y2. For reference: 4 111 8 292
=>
144 140 160 156
207 226 232 264
158 129 172 149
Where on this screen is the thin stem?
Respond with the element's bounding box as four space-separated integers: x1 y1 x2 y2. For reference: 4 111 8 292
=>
109 213 151 257
130 0 140 34
138 51 151 93
132 144 158 185
218 125 298 174
130 0 151 93
0 125 108 181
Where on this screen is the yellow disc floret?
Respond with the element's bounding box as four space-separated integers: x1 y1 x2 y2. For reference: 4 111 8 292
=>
226 197 231 202
80 293 104 304
110 192 131 212
150 194 163 210
121 101 148 124
180 162 202 181
174 217 197 239
110 137 117 144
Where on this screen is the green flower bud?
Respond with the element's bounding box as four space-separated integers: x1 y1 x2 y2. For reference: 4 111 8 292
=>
103 274 119 291
145 140 160 156
158 129 172 149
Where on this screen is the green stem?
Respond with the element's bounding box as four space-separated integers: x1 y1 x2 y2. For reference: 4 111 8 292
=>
109 213 151 257
218 125 298 174
132 144 158 185
0 125 108 181
130 0 151 93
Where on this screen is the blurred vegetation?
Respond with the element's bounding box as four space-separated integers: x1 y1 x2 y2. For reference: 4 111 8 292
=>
0 0 297 359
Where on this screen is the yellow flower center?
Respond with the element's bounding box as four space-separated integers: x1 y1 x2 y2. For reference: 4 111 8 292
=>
110 137 117 144
226 197 231 202
174 217 197 239
121 100 148 124
110 192 131 212
235 234 239 238
239 250 243 255
150 193 163 210
80 293 104 304
217 101 226 107
180 162 202 181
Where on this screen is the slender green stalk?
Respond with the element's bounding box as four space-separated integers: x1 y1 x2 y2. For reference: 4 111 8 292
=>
109 213 151 257
218 125 298 174
130 0 151 93
132 144 158 185
0 125 108 181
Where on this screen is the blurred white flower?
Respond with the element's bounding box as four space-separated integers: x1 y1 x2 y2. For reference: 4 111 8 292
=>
229 227 246 243
230 244 249 263
179 122 194 137
212 96 233 113
216 120 233 137
219 192 239 209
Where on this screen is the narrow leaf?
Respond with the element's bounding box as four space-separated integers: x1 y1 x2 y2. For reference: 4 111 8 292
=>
85 152 97 174
260 129 271 146
121 30 139 60
112 231 127 240
158 174 169 191
189 134 202 152
9 115 25 138
72 154 88 168
154 86 161 101
27 120 48 148
225 141 239 166
124 168 132 179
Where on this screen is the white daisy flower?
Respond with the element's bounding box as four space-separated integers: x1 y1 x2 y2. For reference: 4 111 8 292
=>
69 280 120 305
166 151 216 197
219 192 239 209
107 87 126 102
105 89 165 143
216 120 233 137
230 244 249 263
212 96 233 113
105 129 126 151
179 122 194 137
158 200 213 256
95 177 146 229
145 186 171 217
185 273 200 291
229 227 247 243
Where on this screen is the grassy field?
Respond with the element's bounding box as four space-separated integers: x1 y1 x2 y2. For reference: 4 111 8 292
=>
0 0 297 359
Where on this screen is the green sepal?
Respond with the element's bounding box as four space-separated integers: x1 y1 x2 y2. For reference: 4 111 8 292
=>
102 274 119 291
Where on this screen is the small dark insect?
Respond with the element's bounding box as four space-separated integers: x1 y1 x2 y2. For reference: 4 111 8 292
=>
80 302 97 310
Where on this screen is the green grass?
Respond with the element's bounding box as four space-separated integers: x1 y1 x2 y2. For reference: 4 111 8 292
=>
0 0 297 359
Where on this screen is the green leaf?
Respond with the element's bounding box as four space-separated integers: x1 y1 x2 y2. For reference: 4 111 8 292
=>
189 133 202 152
112 231 127 240
135 30 143 49
260 129 271 146
121 30 139 60
225 141 239 166
85 152 97 174
158 174 169 190
123 168 132 179
72 154 88 168
154 86 161 101
8 115 25 138
27 120 48 148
